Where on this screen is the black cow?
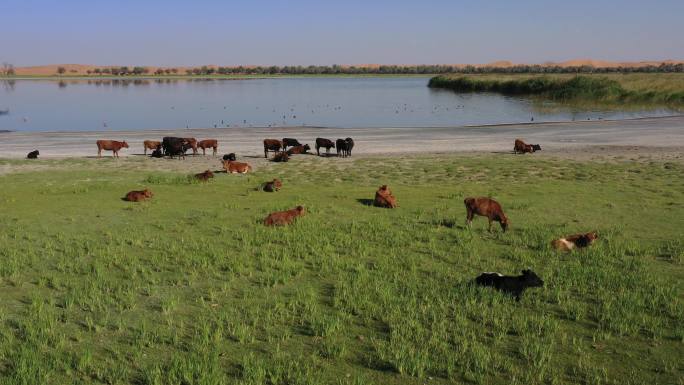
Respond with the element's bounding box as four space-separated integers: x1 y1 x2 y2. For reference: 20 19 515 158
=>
315 137 335 156
162 137 191 159
336 139 348 158
150 148 164 158
344 137 354 157
223 153 236 161
475 270 544 301
282 138 302 149
532 144 542 152
27 150 39 159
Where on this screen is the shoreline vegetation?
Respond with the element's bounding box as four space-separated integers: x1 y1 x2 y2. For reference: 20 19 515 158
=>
428 74 684 105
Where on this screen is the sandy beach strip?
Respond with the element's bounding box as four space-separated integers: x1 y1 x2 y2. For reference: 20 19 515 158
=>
1 116 683 159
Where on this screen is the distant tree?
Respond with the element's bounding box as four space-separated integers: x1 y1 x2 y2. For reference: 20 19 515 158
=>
57 66 66 75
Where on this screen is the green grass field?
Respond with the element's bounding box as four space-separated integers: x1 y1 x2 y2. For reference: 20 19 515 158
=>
1 154 683 384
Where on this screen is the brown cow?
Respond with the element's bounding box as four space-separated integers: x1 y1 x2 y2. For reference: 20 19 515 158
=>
198 139 218 156
263 139 283 158
264 206 306 226
272 151 289 162
514 139 534 154
143 140 161 155
551 231 598 251
97 140 129 158
263 178 283 192
184 138 198 155
222 160 252 174
124 188 153 202
374 185 398 208
195 169 215 182
286 144 311 155
464 197 509 232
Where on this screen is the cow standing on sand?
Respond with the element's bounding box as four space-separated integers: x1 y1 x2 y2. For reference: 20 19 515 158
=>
143 140 161 155
162 137 191 159
282 138 302 150
263 139 283 158
336 137 354 158
464 197 509 232
97 140 129 158
184 138 198 155
315 138 335 156
198 139 218 156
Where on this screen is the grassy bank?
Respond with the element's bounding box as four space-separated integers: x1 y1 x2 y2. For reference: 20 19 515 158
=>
0 154 683 384
429 73 684 104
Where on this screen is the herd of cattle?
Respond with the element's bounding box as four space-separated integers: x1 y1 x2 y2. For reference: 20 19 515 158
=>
32 135 598 301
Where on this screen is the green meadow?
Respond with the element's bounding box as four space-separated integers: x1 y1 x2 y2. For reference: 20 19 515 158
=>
0 154 682 384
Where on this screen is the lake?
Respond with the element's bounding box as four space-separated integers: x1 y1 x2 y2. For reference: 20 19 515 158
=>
0 77 679 132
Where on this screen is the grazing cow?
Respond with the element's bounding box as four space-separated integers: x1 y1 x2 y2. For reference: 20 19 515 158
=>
222 160 252 174
96 140 129 158
143 140 161 155
26 150 39 159
195 169 214 182
532 144 542 152
286 144 311 155
222 153 236 161
162 137 191 159
315 137 335 156
464 197 509 232
264 206 306 226
150 148 164 158
263 178 283 192
272 151 289 162
263 139 284 158
198 139 218 156
374 185 398 208
475 270 544 301
183 138 198 155
514 139 534 154
124 188 153 202
551 231 598 252
282 138 302 149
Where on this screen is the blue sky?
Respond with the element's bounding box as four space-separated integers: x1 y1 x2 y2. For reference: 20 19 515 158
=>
1 0 682 66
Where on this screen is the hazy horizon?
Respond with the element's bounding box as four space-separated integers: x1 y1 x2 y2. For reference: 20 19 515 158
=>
2 0 683 67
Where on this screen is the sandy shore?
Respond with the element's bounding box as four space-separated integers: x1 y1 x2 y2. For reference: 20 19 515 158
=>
1 116 683 161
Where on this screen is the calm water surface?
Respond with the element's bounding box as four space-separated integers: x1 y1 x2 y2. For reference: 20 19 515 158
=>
0 77 678 132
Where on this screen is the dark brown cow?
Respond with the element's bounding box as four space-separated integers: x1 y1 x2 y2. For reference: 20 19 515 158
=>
282 138 302 149
97 140 129 158
124 188 153 202
263 206 306 226
514 139 534 154
315 138 335 156
551 231 598 251
374 185 398 208
222 160 252 174
263 139 283 158
198 139 218 156
286 144 310 155
143 140 161 155
263 178 283 192
464 197 509 232
272 151 289 162
184 137 198 155
195 169 215 182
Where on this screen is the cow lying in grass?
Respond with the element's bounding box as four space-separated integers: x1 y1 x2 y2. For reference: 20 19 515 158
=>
222 160 252 174
514 139 534 154
374 185 397 208
475 270 544 301
287 144 310 155
195 170 214 182
264 206 306 226
263 179 283 192
551 231 598 251
464 197 509 232
27 150 39 159
124 188 153 202
272 151 289 162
